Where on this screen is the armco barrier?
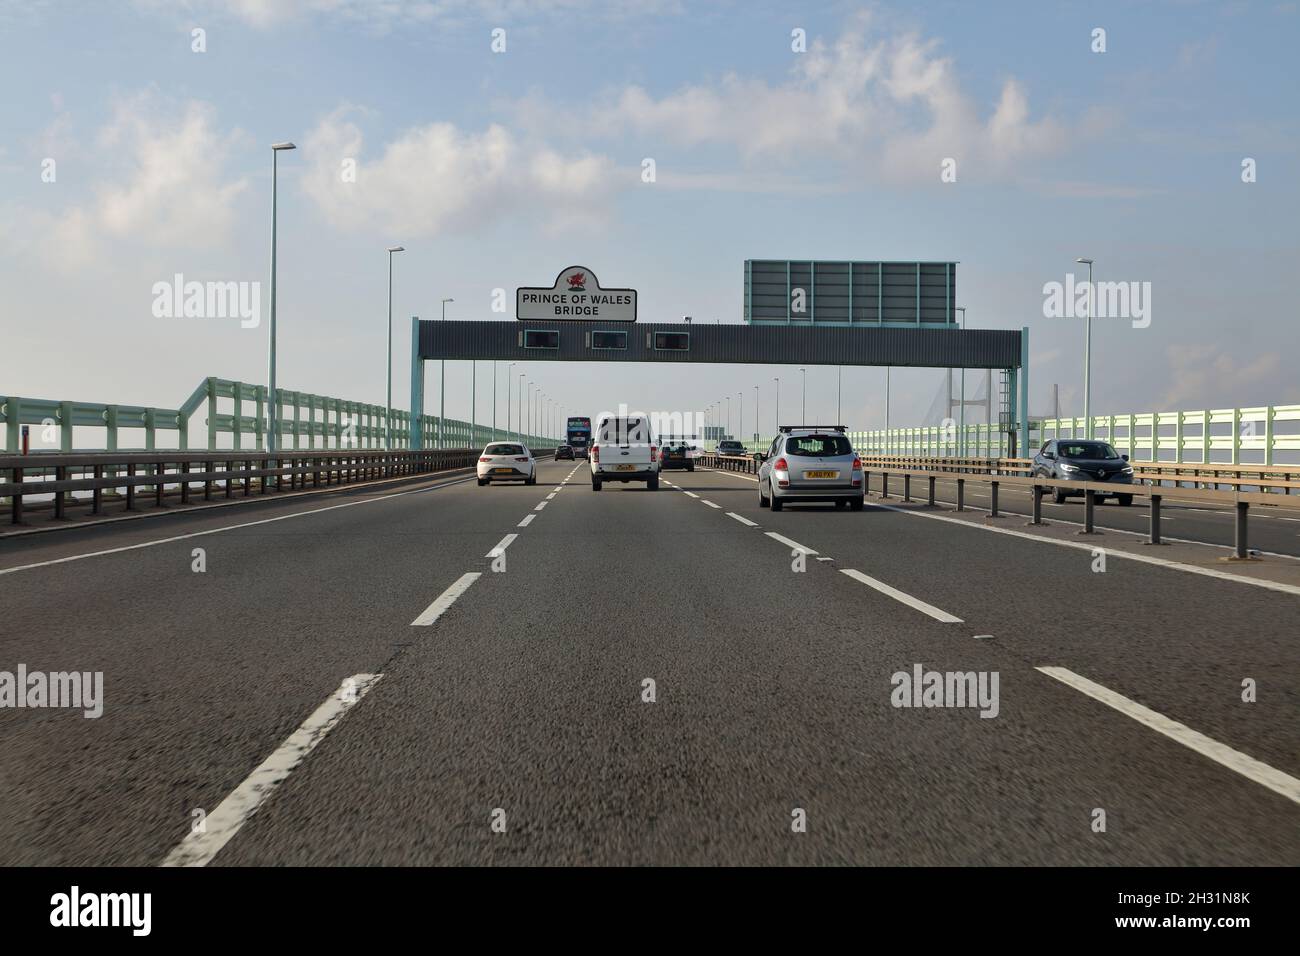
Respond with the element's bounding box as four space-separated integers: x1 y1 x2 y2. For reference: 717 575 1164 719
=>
701 453 1300 558
1 448 554 527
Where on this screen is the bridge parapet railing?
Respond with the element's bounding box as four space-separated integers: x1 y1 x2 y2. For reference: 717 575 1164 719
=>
0 448 556 526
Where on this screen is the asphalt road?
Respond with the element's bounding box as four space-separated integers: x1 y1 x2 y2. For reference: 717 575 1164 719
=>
1 458 1296 865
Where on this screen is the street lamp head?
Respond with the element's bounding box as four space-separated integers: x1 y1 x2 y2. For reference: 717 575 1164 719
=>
1076 257 1094 265
387 245 405 253
271 142 297 151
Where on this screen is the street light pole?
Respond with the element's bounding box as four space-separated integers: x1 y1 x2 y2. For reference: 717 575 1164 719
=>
470 360 476 449
773 377 780 432
738 391 744 445
384 245 404 449
267 141 296 457
507 363 516 441
799 367 806 422
518 374 524 441
754 385 759 444
1076 257 1094 438
492 361 497 442
956 306 966 456
439 297 453 447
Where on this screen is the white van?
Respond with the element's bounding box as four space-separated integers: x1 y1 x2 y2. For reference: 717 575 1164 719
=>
590 415 660 491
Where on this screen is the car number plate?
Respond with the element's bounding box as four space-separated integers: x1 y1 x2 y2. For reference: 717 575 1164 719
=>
805 470 839 479
493 468 513 474
616 464 636 471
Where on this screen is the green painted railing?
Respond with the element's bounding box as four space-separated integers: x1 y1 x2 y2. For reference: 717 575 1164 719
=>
0 377 560 454
709 404 1300 465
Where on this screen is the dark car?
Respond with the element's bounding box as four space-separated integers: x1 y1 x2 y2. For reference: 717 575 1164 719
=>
1033 439 1135 505
660 442 694 471
555 445 575 460
716 440 746 457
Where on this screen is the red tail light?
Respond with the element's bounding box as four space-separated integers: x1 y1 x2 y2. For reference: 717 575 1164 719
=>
650 445 658 461
479 457 491 462
852 456 862 471
591 445 600 462
775 457 788 471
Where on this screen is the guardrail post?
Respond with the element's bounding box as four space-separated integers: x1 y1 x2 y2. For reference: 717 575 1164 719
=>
93 464 104 513
1147 494 1162 544
11 466 22 524
903 473 911 502
205 460 213 500
155 460 165 507
927 475 935 507
225 461 233 499
989 481 999 517
881 472 889 500
126 463 137 510
180 462 190 504
1234 502 1249 559
54 466 67 519
956 478 965 512
1031 485 1043 524
1080 489 1097 534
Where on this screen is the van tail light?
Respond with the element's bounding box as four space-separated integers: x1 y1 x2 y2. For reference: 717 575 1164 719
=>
591 445 600 462
650 445 658 461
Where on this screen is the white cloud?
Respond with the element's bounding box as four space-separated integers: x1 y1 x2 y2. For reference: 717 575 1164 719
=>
301 108 617 237
10 95 248 269
567 15 1070 183
1159 344 1288 409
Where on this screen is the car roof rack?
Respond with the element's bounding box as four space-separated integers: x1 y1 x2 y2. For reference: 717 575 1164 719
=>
778 424 847 433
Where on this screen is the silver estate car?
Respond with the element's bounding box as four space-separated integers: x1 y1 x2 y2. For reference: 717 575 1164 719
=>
754 426 865 511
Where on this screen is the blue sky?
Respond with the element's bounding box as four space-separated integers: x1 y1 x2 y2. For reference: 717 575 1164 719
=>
2 0 1297 440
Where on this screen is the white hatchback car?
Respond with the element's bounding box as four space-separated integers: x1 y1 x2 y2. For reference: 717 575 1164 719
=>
477 442 536 485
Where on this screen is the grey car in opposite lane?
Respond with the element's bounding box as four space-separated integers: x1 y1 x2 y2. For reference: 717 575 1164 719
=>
1032 439 1135 505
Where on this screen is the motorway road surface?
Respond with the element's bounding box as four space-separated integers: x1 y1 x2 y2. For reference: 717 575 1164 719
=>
1 458 1297 865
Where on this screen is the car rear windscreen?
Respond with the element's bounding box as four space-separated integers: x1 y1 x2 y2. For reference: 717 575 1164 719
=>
486 444 524 456
785 435 852 457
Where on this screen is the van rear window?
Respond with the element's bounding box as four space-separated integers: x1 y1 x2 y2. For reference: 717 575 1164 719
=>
598 418 651 443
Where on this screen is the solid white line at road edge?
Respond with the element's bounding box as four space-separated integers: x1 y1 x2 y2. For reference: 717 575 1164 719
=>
0 474 479 577
697 467 1300 596
411 571 482 626
840 568 964 623
160 673 383 866
1037 666 1300 805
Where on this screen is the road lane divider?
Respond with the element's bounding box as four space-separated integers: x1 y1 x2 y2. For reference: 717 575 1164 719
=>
765 532 818 555
1036 666 1300 805
411 571 482 626
517 514 536 527
534 500 548 511
839 568 964 623
486 534 518 558
683 491 699 498
727 512 758 527
702 500 721 509
159 673 383 867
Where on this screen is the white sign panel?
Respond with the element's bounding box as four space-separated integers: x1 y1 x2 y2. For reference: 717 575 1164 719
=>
516 266 637 322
